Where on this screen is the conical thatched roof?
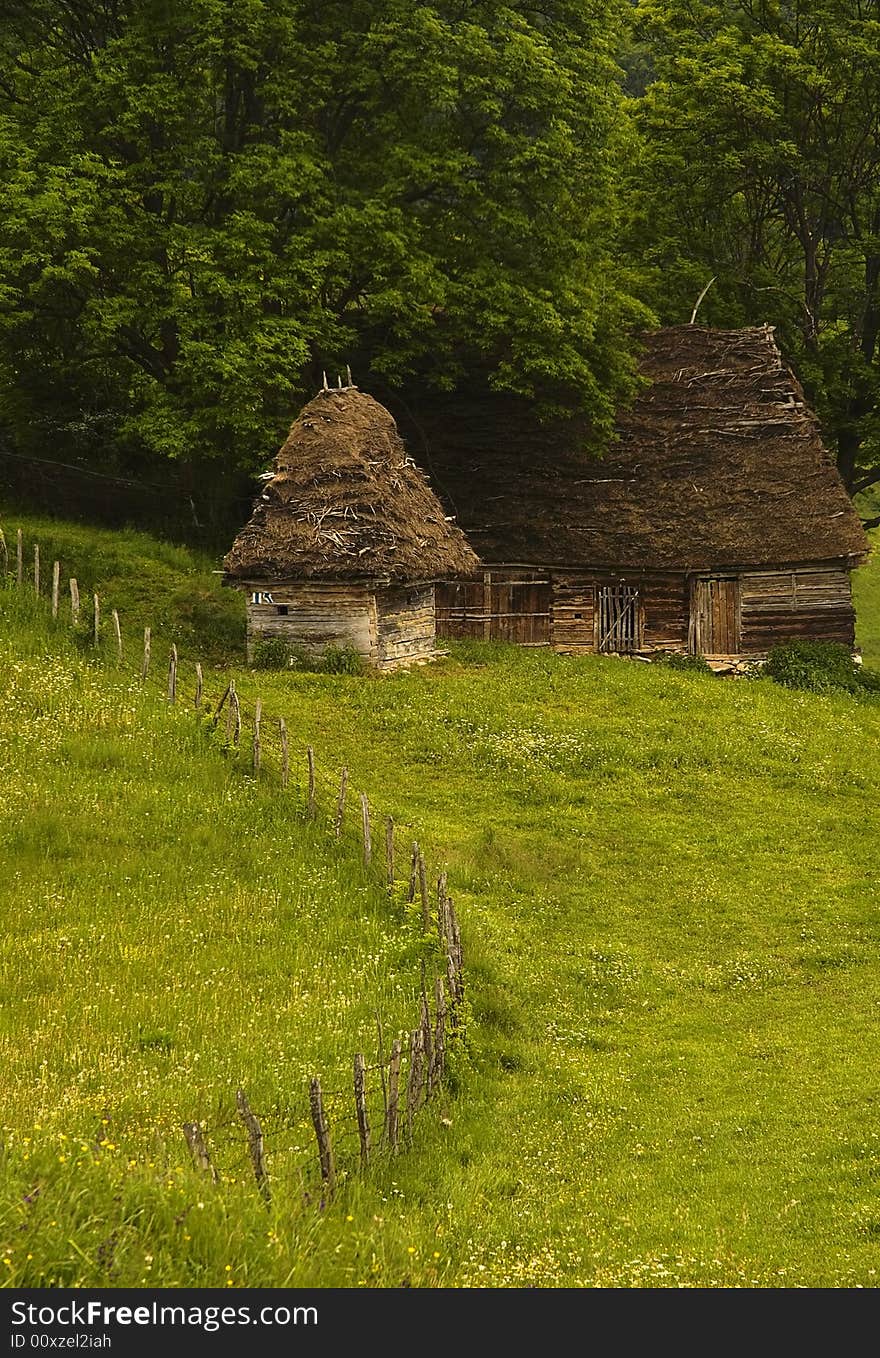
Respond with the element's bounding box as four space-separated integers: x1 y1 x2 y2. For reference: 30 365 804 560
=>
392 325 870 571
224 388 479 583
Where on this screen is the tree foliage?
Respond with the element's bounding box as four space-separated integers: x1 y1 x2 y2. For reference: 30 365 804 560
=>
0 0 643 480
631 0 880 495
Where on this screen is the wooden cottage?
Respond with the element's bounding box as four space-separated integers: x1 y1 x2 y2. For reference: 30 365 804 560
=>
223 384 478 670
408 325 870 665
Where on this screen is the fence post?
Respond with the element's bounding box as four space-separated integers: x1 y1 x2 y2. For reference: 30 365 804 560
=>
431 976 447 1092
93 593 100 647
231 685 241 748
405 1027 423 1142
279 718 289 788
112 609 122 664
354 1053 370 1168
33 543 40 595
253 698 262 774
360 793 371 866
309 1076 335 1194
69 578 80 625
167 644 178 702
418 853 430 934
307 746 316 817
51 561 60 619
182 1122 218 1183
437 872 448 947
0 529 7 579
335 766 348 838
141 626 151 682
386 1038 402 1153
236 1088 270 1205
195 662 203 710
16 529 22 588
385 816 394 891
407 842 419 904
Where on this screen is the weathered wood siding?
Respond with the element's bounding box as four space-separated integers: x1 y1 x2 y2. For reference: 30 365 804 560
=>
739 566 855 652
438 562 856 657
552 572 687 654
243 581 377 662
375 585 436 669
436 571 551 644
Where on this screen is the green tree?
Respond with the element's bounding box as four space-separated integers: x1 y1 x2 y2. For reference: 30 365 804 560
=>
630 0 880 510
0 0 644 496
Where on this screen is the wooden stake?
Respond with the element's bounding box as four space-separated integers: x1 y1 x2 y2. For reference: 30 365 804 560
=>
225 679 235 745
69 578 80 625
418 853 430 934
112 609 122 663
437 872 448 946
408 842 419 904
93 593 100 647
33 543 40 595
431 976 447 1092
385 816 394 891
194 662 203 709
0 529 7 580
420 968 432 1093
360 792 371 866
279 718 289 788
141 626 151 682
212 680 231 726
354 1053 370 1168
236 1088 270 1205
405 1027 423 1141
253 698 262 774
307 746 316 817
231 685 241 748
16 529 22 588
335 766 348 838
386 1039 402 1153
183 1122 218 1182
51 561 60 619
167 644 178 702
309 1076 335 1192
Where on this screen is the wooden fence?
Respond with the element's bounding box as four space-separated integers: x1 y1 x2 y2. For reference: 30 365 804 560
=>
1 528 468 1202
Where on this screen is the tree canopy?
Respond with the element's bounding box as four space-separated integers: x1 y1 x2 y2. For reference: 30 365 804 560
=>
0 0 643 496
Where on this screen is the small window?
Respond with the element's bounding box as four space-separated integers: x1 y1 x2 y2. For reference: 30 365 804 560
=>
597 584 641 653
276 605 289 616
573 612 583 620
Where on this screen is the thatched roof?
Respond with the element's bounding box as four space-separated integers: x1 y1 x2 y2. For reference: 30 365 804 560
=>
394 324 870 571
224 388 479 583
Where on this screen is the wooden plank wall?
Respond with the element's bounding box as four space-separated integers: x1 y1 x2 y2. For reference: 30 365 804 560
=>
552 572 688 654
243 581 377 662
375 585 436 670
739 567 855 652
436 571 551 644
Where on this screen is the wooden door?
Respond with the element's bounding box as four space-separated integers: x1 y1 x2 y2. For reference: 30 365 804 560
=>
694 577 740 656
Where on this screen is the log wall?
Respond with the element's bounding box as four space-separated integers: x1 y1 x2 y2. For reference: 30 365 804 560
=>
437 562 856 657
739 566 855 652
242 580 377 663
375 585 437 669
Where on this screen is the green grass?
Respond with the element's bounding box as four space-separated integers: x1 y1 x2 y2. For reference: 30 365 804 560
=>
853 492 879 667
1 511 880 1287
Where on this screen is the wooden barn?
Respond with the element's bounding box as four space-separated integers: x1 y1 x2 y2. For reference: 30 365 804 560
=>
223 383 478 670
406 325 870 666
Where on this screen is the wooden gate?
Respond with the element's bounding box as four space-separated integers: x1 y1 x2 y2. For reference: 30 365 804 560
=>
694 577 740 656
596 584 642 653
436 573 551 644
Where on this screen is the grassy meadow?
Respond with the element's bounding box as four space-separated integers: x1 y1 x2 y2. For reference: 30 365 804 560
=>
0 511 879 1287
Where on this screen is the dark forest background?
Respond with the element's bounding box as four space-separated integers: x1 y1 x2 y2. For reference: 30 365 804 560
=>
1 0 878 542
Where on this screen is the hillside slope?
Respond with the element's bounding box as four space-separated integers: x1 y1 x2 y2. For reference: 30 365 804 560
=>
1 512 879 1287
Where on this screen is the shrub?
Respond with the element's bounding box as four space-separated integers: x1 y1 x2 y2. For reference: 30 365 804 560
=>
251 637 293 670
320 644 365 675
763 640 880 696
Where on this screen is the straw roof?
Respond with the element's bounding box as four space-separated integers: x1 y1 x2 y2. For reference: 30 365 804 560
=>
224 388 479 583
395 324 870 571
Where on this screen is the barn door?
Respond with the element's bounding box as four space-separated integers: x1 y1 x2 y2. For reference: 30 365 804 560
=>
694 577 740 656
